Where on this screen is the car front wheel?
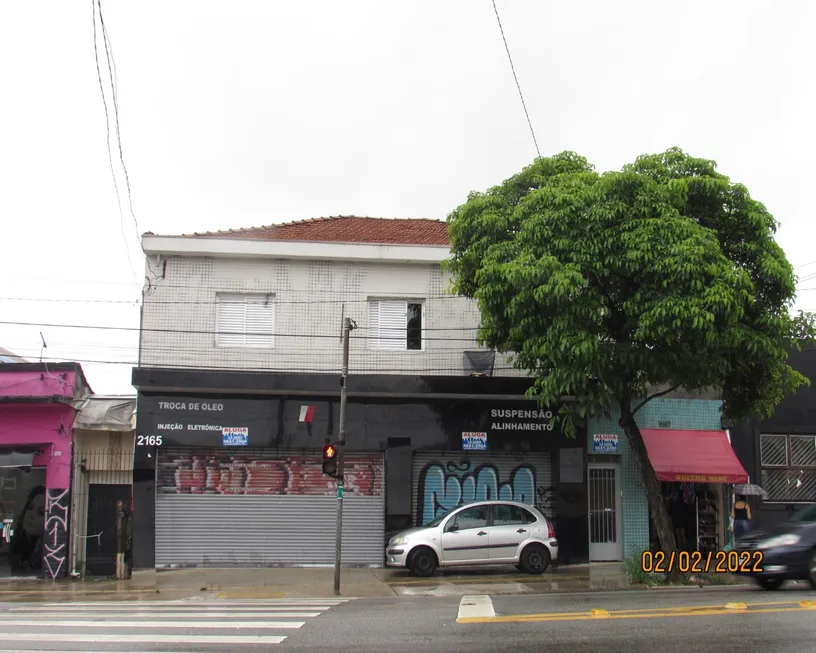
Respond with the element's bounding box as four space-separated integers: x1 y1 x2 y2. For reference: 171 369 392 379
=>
519 544 550 575
755 577 784 591
408 546 438 577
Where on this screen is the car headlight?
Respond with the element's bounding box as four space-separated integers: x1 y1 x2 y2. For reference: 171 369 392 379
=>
389 536 409 546
759 534 801 548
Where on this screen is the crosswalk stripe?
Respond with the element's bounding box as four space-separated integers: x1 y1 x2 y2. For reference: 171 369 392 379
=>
12 604 340 612
0 597 352 648
3 619 307 629
1 611 322 618
1 634 289 644
25 599 349 608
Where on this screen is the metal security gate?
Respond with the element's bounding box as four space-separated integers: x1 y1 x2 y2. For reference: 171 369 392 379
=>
411 451 554 527
155 448 384 567
588 463 622 561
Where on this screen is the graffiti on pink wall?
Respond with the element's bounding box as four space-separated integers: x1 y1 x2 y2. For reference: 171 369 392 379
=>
158 451 383 497
43 488 69 580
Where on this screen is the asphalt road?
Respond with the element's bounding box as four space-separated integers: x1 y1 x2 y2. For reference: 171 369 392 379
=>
0 585 813 652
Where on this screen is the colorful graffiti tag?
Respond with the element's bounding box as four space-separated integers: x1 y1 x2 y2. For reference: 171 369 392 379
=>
157 451 382 497
415 460 555 526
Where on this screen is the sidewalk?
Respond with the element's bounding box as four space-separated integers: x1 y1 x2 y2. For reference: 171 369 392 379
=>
0 563 751 602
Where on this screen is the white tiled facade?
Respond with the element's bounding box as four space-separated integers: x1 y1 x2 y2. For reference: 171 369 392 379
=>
139 250 521 377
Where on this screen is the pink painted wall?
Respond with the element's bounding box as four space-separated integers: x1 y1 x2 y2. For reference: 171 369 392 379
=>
0 404 75 487
0 370 78 399
0 369 79 488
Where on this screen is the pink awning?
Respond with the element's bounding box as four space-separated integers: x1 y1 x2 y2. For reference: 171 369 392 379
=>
640 428 748 484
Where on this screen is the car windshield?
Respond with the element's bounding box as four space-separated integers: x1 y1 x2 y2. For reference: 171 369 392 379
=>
426 507 457 528
788 503 816 522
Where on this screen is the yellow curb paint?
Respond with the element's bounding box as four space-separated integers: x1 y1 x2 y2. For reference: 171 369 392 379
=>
724 602 747 610
456 606 810 624
463 600 798 621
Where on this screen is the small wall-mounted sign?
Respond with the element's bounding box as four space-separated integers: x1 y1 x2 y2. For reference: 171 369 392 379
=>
593 433 619 453
222 427 249 446
462 432 488 451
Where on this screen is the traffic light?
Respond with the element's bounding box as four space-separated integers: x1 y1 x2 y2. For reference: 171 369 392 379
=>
322 442 338 477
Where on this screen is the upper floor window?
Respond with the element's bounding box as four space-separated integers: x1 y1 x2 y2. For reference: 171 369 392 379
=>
368 299 423 350
215 293 275 348
760 434 816 503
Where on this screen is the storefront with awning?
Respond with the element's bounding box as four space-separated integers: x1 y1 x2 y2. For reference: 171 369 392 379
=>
641 428 749 554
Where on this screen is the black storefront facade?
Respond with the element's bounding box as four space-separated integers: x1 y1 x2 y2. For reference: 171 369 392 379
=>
729 346 816 531
131 367 590 570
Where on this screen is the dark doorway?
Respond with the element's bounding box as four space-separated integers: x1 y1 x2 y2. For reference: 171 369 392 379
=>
85 484 131 577
0 466 47 578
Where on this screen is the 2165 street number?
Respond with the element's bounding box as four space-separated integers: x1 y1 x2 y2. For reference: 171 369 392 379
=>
641 550 764 574
136 435 163 446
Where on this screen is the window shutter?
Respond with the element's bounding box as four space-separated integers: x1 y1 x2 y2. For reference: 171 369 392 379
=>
369 300 407 350
216 293 275 348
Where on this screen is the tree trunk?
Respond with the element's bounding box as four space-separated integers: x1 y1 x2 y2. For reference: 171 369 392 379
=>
618 397 681 583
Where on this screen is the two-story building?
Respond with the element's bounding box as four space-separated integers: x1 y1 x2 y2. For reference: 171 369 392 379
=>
131 217 589 570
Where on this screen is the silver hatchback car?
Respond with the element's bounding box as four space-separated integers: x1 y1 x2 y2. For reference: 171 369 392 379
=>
385 500 558 577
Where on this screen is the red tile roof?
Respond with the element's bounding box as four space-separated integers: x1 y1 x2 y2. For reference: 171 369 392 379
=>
170 216 450 246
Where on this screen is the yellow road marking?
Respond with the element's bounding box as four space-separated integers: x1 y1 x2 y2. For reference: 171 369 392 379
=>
464 599 799 620
457 603 813 624
724 602 747 610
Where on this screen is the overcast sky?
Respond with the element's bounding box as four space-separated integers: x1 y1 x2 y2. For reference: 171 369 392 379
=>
1 1 814 394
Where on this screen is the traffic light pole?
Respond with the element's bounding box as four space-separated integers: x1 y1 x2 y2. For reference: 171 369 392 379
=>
333 317 355 595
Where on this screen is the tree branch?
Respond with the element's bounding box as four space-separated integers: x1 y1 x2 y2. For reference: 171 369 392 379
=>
631 385 680 416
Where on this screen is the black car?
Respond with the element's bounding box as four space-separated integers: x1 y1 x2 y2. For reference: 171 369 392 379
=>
735 502 816 590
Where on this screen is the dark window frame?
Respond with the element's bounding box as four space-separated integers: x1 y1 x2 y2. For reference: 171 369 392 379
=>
759 434 816 504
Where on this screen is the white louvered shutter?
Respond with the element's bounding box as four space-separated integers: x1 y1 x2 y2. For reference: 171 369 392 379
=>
216 294 275 348
369 300 407 350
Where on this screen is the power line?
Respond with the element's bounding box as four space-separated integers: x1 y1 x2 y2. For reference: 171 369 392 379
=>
490 0 540 158
91 0 140 290
0 351 517 375
0 319 483 341
96 0 142 251
0 294 474 311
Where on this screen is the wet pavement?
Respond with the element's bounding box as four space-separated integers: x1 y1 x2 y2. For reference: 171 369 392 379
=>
383 563 747 596
0 563 756 602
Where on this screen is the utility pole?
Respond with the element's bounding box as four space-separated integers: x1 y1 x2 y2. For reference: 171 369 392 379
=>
334 317 356 595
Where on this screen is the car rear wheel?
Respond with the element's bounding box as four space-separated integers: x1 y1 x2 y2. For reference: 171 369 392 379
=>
755 577 784 591
408 546 438 577
808 549 816 590
519 544 550 575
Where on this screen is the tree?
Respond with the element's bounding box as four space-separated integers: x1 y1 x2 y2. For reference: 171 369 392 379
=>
445 148 809 573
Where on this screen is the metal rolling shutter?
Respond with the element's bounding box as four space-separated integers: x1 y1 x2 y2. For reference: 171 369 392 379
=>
411 451 554 528
155 447 384 567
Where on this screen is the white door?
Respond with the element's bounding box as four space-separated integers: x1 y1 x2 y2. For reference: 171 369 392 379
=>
588 463 622 561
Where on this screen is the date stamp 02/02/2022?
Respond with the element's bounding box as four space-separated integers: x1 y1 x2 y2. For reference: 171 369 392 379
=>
641 550 765 574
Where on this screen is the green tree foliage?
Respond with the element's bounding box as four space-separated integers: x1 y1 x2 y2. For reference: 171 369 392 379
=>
445 148 809 565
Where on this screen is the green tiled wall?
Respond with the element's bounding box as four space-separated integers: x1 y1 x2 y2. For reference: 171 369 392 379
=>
587 399 723 559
